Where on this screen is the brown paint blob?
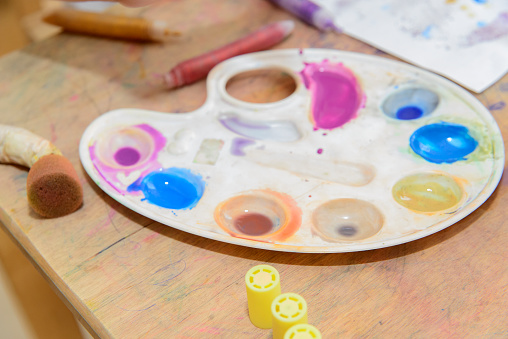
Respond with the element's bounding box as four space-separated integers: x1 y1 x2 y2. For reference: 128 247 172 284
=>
234 213 274 236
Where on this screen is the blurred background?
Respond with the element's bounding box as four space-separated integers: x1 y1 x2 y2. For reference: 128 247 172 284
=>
1 1 97 337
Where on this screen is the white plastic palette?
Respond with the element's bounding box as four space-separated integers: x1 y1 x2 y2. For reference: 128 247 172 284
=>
79 49 504 253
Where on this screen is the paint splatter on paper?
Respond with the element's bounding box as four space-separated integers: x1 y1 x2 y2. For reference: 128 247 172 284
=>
313 0 508 92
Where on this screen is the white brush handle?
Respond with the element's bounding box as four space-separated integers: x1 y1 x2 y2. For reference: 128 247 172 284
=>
0 125 62 168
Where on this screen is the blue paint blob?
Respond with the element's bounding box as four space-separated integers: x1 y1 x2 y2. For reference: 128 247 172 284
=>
396 106 423 120
128 168 205 209
382 87 439 120
421 25 433 39
410 123 478 164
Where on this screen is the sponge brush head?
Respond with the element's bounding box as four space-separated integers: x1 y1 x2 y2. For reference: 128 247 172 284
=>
26 154 83 218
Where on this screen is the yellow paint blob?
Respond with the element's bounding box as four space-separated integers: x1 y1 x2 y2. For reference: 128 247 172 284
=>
392 172 464 213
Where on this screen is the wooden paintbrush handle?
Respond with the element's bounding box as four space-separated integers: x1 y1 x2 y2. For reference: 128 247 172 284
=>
44 8 179 41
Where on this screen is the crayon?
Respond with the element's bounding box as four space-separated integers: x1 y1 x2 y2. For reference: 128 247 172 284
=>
268 0 340 32
163 20 294 89
43 8 180 42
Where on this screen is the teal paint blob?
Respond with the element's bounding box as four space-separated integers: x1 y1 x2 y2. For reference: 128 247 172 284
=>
128 168 205 209
410 122 478 163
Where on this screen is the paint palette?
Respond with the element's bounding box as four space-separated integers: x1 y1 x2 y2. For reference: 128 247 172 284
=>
79 49 504 253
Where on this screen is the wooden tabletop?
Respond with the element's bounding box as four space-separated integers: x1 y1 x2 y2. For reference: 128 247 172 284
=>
1 0 507 338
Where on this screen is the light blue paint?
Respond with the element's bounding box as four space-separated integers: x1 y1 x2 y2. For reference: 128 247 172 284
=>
410 122 478 163
477 21 487 27
128 168 205 209
422 25 433 39
472 0 487 4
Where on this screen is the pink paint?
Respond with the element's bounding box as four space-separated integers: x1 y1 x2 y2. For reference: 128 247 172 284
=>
142 233 159 243
89 124 167 193
317 148 323 154
69 94 79 102
86 208 117 237
193 255 214 262
50 123 57 143
300 60 364 129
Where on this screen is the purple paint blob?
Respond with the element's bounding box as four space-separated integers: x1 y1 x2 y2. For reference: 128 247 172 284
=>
231 138 255 156
114 147 141 166
499 83 508 92
218 112 301 142
466 12 508 45
300 60 364 130
489 101 506 111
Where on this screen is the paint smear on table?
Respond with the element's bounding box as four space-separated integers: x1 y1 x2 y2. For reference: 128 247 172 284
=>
300 60 364 129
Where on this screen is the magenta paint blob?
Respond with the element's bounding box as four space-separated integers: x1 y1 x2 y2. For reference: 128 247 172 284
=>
300 60 364 130
114 147 141 166
317 148 323 154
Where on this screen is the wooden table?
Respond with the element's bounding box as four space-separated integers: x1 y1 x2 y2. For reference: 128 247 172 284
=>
1 1 507 337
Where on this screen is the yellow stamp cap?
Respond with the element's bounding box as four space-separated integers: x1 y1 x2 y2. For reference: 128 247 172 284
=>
245 264 281 329
271 292 308 339
284 324 322 339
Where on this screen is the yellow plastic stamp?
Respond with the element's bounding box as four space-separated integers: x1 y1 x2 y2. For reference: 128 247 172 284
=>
284 324 322 339
245 264 281 329
271 293 308 339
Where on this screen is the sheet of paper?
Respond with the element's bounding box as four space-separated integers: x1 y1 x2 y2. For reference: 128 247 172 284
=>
314 0 508 93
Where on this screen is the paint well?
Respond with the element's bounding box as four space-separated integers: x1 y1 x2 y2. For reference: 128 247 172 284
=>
382 87 439 120
214 190 301 241
234 213 274 236
410 122 478 163
392 172 464 212
312 199 383 242
218 112 301 142
114 147 141 166
127 168 205 209
300 60 364 129
92 124 166 170
396 106 423 120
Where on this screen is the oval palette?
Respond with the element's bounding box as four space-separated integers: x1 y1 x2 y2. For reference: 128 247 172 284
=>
79 49 504 253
